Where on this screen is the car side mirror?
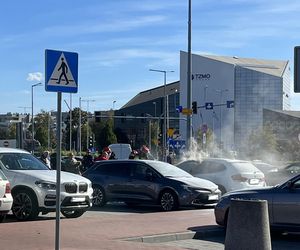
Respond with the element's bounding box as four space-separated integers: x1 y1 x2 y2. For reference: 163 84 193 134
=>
286 181 293 189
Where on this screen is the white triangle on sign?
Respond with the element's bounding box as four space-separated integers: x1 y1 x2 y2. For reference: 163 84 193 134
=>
47 53 77 87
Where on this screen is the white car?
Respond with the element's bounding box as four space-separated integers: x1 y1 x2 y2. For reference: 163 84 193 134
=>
0 147 93 221
0 169 13 222
177 158 266 194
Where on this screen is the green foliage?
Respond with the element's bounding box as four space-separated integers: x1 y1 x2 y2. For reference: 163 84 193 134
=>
91 119 117 149
247 125 278 160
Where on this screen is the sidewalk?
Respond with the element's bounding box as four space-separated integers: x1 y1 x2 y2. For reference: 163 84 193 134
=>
2 208 218 250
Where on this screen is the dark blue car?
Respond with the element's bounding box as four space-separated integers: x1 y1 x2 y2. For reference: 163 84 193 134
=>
83 160 221 211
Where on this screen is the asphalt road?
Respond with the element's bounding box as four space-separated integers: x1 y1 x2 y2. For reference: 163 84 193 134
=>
1 203 300 250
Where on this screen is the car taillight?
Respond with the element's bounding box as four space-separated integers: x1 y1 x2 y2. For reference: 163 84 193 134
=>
5 183 11 194
231 174 248 182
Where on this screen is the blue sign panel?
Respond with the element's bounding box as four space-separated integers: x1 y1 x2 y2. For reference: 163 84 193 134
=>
205 102 214 110
227 100 235 108
176 106 183 113
45 49 78 93
168 139 186 150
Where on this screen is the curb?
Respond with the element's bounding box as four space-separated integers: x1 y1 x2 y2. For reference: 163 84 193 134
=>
123 227 225 244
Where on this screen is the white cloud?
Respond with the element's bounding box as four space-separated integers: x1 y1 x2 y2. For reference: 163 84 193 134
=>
26 72 43 82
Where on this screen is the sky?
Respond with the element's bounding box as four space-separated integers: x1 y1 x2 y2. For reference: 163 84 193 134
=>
2 0 300 114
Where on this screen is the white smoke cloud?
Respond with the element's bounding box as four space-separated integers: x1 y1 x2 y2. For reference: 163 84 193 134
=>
26 72 43 82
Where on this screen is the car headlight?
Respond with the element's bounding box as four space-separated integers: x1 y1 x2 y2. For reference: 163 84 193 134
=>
181 184 210 194
35 180 56 190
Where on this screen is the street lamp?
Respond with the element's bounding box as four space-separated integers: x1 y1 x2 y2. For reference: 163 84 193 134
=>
152 102 157 117
215 89 228 148
64 98 72 151
31 82 42 154
149 69 174 161
81 99 95 150
113 100 116 110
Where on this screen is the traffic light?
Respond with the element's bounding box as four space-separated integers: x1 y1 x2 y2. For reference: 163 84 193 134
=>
88 136 93 148
192 101 197 114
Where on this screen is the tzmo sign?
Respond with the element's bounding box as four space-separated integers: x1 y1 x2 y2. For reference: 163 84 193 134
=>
192 73 211 80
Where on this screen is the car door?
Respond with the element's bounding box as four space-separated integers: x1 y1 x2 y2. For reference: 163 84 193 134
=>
272 178 300 225
126 162 160 203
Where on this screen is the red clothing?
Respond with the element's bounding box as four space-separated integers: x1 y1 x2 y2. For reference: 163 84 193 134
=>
94 155 108 161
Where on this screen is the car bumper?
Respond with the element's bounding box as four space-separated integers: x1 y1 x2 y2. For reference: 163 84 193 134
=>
36 187 93 213
179 190 220 207
0 196 13 214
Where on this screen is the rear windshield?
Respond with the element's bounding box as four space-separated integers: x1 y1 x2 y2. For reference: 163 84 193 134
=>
231 162 259 172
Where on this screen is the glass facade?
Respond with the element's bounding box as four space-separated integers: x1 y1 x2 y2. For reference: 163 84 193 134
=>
234 65 290 151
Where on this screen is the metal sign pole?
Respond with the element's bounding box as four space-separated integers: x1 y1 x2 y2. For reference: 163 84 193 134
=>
55 92 62 250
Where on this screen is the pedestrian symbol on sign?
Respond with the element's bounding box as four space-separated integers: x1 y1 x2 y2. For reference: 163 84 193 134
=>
57 58 69 85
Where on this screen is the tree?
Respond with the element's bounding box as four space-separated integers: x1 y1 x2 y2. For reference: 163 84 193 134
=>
247 125 278 161
34 111 55 150
91 119 117 150
64 107 88 151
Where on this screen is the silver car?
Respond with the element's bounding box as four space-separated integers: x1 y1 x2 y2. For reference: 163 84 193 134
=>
215 174 300 232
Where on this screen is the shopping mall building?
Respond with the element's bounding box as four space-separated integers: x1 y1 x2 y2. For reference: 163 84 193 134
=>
180 52 291 153
113 52 291 154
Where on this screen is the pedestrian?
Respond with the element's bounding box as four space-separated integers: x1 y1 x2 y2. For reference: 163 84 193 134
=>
40 151 51 169
109 151 116 160
82 149 94 171
64 152 82 175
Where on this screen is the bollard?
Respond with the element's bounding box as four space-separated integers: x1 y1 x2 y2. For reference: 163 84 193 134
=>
225 199 271 250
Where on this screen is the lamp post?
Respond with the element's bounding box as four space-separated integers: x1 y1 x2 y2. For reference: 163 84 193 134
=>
149 69 174 161
64 97 72 151
215 89 228 148
81 99 95 150
113 100 116 110
78 97 82 155
31 82 42 154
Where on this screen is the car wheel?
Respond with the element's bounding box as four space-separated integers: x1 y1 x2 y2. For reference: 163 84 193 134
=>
61 210 85 218
159 190 178 211
12 189 39 221
92 186 106 207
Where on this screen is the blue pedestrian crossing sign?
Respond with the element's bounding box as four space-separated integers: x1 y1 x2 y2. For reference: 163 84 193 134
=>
205 102 214 110
45 49 78 93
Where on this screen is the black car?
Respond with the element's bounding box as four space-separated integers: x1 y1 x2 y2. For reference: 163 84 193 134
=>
83 160 221 211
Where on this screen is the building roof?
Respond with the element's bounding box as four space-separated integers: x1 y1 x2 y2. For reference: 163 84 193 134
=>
121 81 180 109
264 109 300 119
198 54 289 77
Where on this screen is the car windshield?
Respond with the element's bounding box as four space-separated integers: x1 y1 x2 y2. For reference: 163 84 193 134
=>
0 153 50 170
147 161 192 178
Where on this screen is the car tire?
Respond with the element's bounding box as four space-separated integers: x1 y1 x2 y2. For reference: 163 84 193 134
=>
159 190 178 211
218 185 227 195
92 185 106 207
12 189 39 221
61 210 85 218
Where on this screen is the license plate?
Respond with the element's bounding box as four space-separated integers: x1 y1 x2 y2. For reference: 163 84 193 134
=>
71 197 85 202
208 194 218 200
249 179 260 185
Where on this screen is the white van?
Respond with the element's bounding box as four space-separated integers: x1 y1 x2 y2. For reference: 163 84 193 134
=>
108 143 132 160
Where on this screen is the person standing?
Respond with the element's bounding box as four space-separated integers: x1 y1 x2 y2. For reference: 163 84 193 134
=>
64 152 81 175
40 151 51 169
82 150 94 171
